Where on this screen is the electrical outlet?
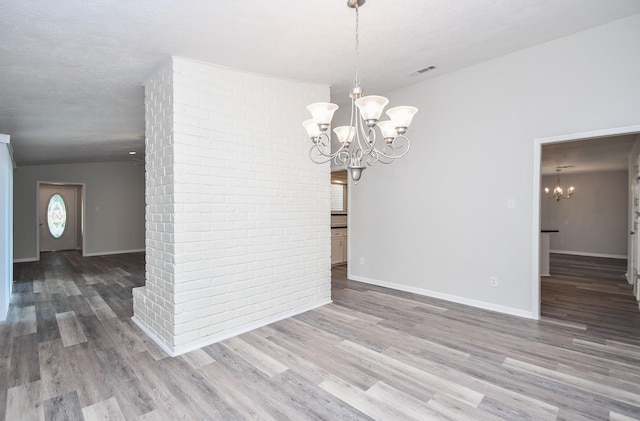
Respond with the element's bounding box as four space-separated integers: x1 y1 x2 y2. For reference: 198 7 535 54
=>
359 257 365 265
489 276 498 287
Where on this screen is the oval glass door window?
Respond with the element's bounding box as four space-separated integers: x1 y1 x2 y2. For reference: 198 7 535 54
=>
47 194 67 238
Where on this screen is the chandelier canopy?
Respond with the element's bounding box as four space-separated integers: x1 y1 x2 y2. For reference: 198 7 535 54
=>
545 168 575 202
302 0 419 184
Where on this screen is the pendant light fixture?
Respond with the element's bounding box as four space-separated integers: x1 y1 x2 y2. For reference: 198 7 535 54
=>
544 168 575 201
302 0 419 184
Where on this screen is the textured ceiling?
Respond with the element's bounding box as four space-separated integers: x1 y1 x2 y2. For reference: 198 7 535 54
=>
542 135 637 175
1 0 640 166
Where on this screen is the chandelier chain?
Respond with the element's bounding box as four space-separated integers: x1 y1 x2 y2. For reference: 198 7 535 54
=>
353 4 361 88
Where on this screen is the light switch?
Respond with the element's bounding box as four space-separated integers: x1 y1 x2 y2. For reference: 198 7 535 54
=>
507 199 515 209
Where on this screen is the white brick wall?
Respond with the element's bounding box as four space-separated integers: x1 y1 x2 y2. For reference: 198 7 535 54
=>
133 57 331 356
132 61 176 351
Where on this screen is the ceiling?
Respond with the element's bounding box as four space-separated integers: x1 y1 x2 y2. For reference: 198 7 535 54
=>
2 0 640 166
541 135 637 175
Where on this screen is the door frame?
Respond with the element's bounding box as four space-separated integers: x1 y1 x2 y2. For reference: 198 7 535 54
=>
532 124 640 319
36 181 86 259
632 156 640 302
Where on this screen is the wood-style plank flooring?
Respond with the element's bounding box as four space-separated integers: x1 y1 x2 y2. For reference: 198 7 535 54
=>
2 251 640 420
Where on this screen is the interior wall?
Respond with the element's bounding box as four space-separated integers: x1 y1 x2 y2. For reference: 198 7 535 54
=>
133 57 331 356
13 161 145 260
347 13 640 317
0 143 13 321
541 170 628 258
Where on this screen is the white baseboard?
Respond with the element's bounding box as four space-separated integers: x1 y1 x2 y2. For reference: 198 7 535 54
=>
348 274 534 320
83 248 144 257
131 315 174 357
132 298 333 357
550 250 627 259
13 257 38 263
14 248 144 262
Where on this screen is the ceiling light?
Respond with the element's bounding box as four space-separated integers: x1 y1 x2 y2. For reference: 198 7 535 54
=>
302 0 418 184
128 151 136 155
544 168 575 201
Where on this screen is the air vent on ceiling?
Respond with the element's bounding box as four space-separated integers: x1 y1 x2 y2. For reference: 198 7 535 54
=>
409 65 436 76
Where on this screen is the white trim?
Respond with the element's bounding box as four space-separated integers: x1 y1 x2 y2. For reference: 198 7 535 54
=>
11 250 141 262
349 275 534 319
549 250 627 260
82 248 145 257
533 124 640 320
1 141 13 322
13 257 38 263
532 138 542 320
133 299 333 357
535 125 640 144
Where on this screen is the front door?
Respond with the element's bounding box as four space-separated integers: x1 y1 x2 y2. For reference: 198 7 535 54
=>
39 184 78 252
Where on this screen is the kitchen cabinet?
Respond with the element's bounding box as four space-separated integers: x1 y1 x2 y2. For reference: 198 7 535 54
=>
331 228 348 265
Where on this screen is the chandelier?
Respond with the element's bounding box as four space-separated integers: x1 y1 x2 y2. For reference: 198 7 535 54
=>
544 168 575 201
302 0 418 184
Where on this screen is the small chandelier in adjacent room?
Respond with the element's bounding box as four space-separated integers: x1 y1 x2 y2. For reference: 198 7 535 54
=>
302 0 419 184
545 168 575 201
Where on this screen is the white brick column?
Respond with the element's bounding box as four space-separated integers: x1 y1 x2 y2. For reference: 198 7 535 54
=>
132 62 176 351
133 57 331 356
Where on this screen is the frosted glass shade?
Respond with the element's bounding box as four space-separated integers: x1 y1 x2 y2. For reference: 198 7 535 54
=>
377 120 397 140
302 119 321 138
333 126 356 144
306 102 339 125
386 106 418 128
355 95 389 121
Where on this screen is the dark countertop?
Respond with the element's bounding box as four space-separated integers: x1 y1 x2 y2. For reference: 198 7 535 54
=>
541 230 559 233
331 226 348 229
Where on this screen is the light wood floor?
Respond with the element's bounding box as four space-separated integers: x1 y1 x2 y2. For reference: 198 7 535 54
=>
2 252 640 420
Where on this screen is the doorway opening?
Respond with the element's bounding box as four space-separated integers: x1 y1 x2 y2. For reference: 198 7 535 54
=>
37 182 84 255
331 170 349 267
532 125 640 318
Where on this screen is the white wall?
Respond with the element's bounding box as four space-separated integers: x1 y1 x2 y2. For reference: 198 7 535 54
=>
541 170 628 258
348 14 640 317
0 143 13 321
13 161 145 260
133 57 331 356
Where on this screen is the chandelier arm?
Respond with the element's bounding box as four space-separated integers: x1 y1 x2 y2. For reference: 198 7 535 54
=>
365 149 379 166
377 145 398 163
308 146 333 164
310 133 332 156
334 149 351 166
377 135 411 160
308 133 348 163
351 100 370 157
353 146 364 164
310 145 350 164
357 126 377 157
